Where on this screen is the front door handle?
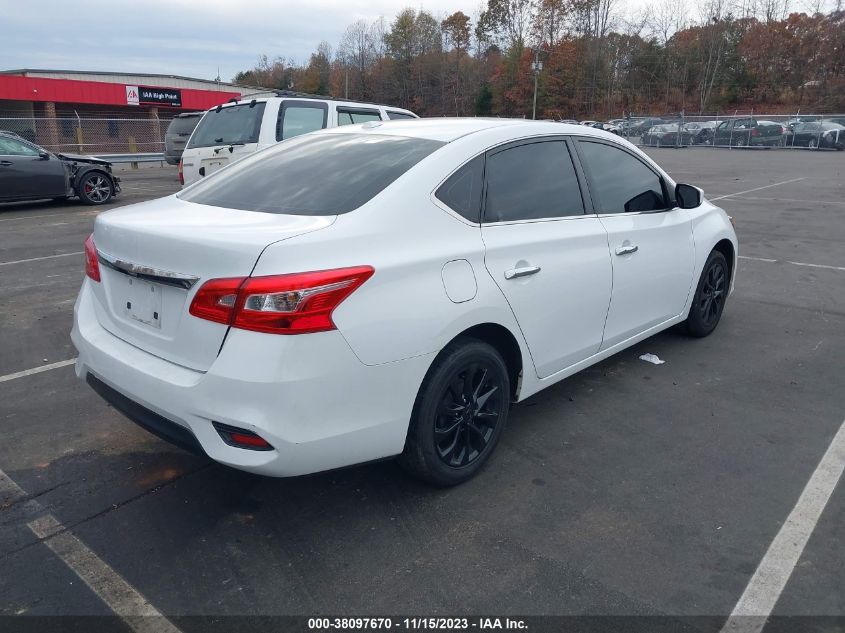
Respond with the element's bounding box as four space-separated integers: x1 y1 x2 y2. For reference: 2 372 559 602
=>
615 244 639 256
504 265 541 280
0 161 12 167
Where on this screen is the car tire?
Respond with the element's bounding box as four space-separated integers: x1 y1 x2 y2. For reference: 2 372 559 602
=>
686 250 729 338
77 171 113 205
399 337 510 486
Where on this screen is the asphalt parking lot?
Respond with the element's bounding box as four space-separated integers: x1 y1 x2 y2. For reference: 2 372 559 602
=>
1 149 843 631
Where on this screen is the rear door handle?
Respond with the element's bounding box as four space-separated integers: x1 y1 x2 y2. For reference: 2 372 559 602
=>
0 161 12 167
504 265 541 280
615 244 639 256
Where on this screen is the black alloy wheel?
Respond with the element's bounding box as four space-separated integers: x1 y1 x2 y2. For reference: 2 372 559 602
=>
78 171 113 205
400 338 510 486
686 250 729 337
434 362 503 468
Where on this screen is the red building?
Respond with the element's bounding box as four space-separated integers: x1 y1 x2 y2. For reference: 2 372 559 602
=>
0 69 264 153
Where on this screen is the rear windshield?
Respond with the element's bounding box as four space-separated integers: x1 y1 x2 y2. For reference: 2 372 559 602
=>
167 115 202 135
178 133 444 215
186 103 266 148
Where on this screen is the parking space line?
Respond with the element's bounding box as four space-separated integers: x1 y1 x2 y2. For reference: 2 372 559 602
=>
720 417 845 633
0 359 76 383
29 515 183 633
710 177 807 201
0 252 83 267
0 468 182 633
738 255 845 272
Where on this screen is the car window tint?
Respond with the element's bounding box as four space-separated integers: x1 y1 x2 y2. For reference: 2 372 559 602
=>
484 140 583 222
179 133 444 215
579 141 667 214
278 103 328 140
187 103 266 148
435 155 484 222
387 111 416 120
0 137 39 156
337 109 382 125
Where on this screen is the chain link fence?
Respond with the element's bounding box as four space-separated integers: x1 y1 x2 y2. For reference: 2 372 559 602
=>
613 111 845 151
0 115 175 155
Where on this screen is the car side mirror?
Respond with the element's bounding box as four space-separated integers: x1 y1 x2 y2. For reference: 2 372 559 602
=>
38 151 50 160
675 183 702 209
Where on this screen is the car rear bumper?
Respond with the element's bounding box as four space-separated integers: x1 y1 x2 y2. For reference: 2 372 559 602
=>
72 280 434 477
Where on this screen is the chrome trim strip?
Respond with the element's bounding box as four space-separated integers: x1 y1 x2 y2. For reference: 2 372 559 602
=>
97 251 199 290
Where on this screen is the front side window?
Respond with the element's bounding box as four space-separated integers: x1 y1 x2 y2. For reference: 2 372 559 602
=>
187 102 266 148
484 140 584 223
179 133 444 216
435 155 484 222
277 101 328 141
337 109 382 126
0 137 40 156
578 141 667 214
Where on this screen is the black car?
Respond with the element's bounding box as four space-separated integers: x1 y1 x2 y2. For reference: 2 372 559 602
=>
641 123 694 147
784 121 845 150
0 131 120 205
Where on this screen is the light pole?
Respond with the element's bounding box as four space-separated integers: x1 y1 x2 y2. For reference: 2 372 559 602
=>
531 51 543 120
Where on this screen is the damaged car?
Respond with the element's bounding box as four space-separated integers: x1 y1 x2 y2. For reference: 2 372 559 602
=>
0 131 120 205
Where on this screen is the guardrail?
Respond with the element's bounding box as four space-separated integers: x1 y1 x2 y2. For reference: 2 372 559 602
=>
91 152 166 164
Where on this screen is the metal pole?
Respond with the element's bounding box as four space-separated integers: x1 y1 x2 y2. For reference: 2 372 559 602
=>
531 51 542 120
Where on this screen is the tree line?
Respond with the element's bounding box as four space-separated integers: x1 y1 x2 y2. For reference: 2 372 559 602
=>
232 0 845 119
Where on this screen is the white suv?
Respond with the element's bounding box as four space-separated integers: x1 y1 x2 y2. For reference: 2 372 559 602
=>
179 92 417 186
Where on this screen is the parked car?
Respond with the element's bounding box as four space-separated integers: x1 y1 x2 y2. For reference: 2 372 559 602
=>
712 118 783 147
180 91 418 186
683 121 718 144
626 117 667 137
73 119 736 486
786 115 821 131
558 119 580 124
0 131 120 205
641 123 694 147
784 121 845 150
164 112 203 166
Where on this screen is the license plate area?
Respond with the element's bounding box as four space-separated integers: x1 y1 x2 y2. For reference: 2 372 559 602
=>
202 158 228 175
123 277 162 329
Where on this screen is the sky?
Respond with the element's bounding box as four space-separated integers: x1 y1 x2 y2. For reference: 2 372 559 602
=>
0 0 480 83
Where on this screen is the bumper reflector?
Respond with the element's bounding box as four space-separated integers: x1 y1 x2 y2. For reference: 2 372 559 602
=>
212 422 274 451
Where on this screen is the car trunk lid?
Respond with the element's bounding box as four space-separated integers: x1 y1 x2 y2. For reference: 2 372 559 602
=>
90 195 335 371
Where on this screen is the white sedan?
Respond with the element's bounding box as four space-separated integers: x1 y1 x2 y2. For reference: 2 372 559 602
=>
72 118 737 486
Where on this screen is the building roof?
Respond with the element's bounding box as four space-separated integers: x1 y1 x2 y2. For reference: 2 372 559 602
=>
0 69 266 95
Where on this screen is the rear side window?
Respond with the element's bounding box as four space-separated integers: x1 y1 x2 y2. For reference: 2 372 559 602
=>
337 108 382 126
277 101 328 141
179 133 444 215
187 103 266 148
435 156 484 222
387 111 416 120
484 140 584 223
578 141 667 214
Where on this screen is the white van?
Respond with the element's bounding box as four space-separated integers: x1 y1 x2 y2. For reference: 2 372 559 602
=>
179 92 418 186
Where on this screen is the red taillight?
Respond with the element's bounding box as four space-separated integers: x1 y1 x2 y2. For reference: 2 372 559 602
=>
189 266 374 335
84 233 100 282
751 128 759 136
177 159 184 185
188 277 243 324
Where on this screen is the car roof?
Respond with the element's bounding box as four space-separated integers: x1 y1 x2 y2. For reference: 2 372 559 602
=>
206 95 416 115
319 117 617 143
